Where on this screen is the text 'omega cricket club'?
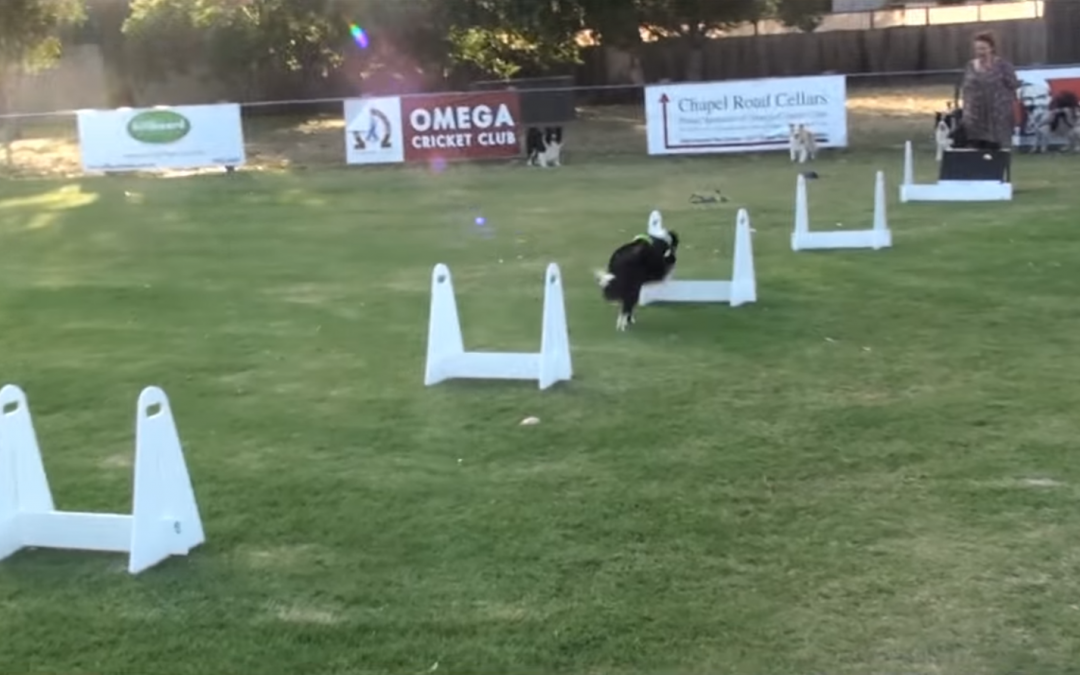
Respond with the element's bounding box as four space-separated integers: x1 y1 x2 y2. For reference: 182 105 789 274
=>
678 91 828 114
408 103 517 149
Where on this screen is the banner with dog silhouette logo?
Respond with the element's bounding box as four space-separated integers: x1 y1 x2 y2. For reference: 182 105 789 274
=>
76 103 245 172
344 97 405 165
1014 66 1080 152
400 92 522 162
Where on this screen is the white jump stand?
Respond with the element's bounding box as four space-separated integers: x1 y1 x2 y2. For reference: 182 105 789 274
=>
0 385 204 574
638 208 756 307
424 262 572 390
900 140 1012 202
792 170 891 251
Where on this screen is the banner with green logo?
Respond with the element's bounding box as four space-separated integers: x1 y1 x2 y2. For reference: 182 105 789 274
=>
76 104 246 172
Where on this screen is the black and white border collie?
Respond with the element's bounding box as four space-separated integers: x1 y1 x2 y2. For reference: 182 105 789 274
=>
525 126 563 167
594 217 679 332
934 104 966 161
1035 91 1080 153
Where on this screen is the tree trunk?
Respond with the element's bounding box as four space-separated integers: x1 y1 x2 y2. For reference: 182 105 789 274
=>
0 68 15 168
91 0 137 106
684 28 705 82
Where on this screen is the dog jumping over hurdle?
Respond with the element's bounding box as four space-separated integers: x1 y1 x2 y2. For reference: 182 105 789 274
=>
595 223 679 332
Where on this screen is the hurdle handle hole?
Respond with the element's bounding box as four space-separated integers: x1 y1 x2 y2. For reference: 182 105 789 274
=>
436 274 447 284
2 401 18 415
145 403 162 417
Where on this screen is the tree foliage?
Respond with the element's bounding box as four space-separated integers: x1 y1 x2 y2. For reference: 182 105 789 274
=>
89 0 834 97
0 0 86 73
123 0 350 93
766 0 831 33
442 0 585 79
352 0 453 71
640 0 760 40
577 0 642 48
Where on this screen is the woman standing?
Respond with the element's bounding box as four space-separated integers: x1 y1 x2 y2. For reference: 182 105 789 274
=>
961 31 1021 151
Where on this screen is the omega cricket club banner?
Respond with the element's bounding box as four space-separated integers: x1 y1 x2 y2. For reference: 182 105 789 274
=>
645 75 848 155
401 91 522 162
76 103 246 172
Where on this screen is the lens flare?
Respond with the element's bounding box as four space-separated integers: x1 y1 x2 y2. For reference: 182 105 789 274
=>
349 24 369 49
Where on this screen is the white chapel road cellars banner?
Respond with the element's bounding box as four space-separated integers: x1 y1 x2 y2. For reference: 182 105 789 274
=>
645 75 848 155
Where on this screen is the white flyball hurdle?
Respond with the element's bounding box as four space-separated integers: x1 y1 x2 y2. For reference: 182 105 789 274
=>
638 208 757 307
424 262 572 390
0 385 204 574
900 140 1013 202
792 170 892 251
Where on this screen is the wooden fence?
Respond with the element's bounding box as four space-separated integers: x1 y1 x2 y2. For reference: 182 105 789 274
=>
1045 0 1080 64
579 18 1048 86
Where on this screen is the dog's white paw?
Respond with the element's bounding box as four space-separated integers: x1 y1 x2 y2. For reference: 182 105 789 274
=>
616 313 629 331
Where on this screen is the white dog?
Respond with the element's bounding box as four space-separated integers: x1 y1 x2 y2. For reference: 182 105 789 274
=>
789 123 817 163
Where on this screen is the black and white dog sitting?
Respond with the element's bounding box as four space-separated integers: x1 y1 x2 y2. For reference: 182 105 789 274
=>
525 126 563 167
934 104 966 161
1035 91 1080 153
594 214 678 332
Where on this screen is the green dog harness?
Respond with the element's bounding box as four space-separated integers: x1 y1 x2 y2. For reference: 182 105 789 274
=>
633 233 674 259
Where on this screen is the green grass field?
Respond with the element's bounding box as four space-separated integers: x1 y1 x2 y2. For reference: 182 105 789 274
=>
3 91 1080 674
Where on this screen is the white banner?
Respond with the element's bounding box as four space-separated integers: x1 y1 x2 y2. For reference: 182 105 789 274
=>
645 75 848 155
76 104 245 172
1014 66 1080 149
344 97 405 165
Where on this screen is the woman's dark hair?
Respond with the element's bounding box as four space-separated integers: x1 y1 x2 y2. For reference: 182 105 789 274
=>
974 31 996 51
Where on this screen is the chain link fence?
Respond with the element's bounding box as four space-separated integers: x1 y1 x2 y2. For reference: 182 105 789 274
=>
0 69 968 178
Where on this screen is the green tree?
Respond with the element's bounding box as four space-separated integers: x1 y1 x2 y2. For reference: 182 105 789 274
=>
84 0 137 107
766 0 831 32
122 0 351 99
0 0 85 74
0 0 86 107
636 0 761 80
638 0 760 40
0 0 84 163
579 0 642 49
443 0 585 79
350 0 456 82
